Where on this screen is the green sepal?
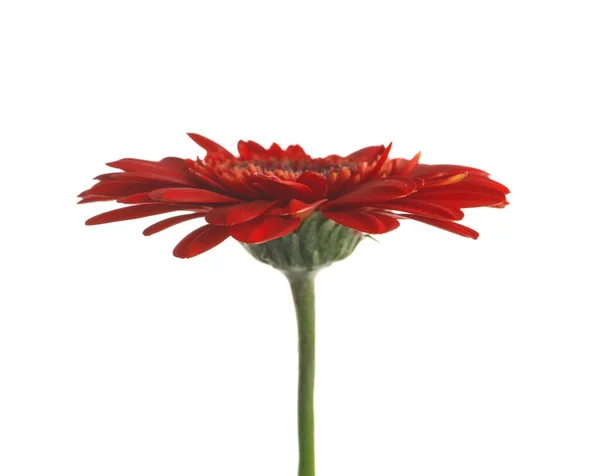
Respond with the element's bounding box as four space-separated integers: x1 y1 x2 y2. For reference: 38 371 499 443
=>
242 212 364 272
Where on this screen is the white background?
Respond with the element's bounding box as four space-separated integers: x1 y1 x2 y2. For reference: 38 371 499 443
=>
1 1 598 475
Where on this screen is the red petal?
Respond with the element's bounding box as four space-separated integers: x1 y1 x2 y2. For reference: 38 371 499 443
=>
173 224 231 258
411 163 489 177
372 198 464 220
230 216 301 244
187 133 235 159
413 187 507 208
322 210 398 234
367 142 393 179
77 195 115 204
106 157 194 183
117 192 152 204
85 204 188 225
108 171 197 186
252 174 313 201
143 212 207 236
188 167 231 193
393 151 421 176
284 145 308 159
205 200 277 226
399 214 479 239
297 171 328 199
267 198 328 217
462 175 511 194
79 180 158 198
367 211 401 232
420 172 468 188
325 177 416 207
238 140 267 160
149 188 242 204
346 145 385 162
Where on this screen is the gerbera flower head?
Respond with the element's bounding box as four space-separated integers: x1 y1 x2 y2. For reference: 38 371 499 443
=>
79 133 509 270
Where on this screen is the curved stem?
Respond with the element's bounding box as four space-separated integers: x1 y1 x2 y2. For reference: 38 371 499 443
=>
286 271 317 476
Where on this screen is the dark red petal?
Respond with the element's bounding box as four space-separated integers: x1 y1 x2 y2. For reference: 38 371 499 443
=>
284 145 308 159
205 200 277 226
252 174 313 201
230 216 301 244
215 171 263 199
77 195 115 204
411 163 489 177
143 211 207 236
106 158 173 173
79 180 158 198
346 145 385 162
367 142 393 179
297 171 328 199
108 171 197 186
413 187 507 208
367 211 401 232
372 198 465 220
393 151 421 176
267 198 328 217
149 188 242 204
173 224 231 258
324 177 416 207
462 175 511 194
117 192 152 204
93 173 117 181
188 167 231 193
85 204 186 225
420 172 468 188
187 133 236 159
238 140 267 160
106 157 193 183
322 210 398 234
399 214 479 239
267 143 284 157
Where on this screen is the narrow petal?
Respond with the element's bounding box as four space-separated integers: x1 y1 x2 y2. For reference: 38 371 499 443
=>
252 174 313 201
346 145 385 162
420 172 468 188
390 152 421 176
324 177 416 208
372 198 465 220
413 188 507 208
367 142 393 179
79 180 158 198
367 211 401 232
85 204 188 225
108 171 197 186
267 198 328 217
187 133 236 159
411 163 489 177
238 140 267 160
77 195 115 204
284 145 308 159
399 214 479 239
297 171 328 199
205 200 277 226
143 212 207 236
462 175 511 194
230 216 301 244
106 157 194 183
149 188 243 204
173 224 231 258
322 210 398 234
117 192 152 204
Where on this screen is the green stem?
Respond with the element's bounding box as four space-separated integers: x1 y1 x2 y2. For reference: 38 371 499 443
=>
287 271 317 476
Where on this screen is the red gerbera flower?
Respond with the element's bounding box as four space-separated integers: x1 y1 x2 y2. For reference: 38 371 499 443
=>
79 133 509 258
